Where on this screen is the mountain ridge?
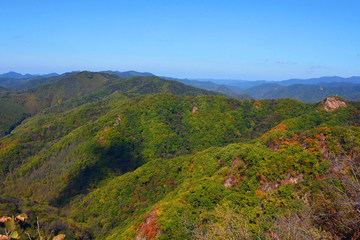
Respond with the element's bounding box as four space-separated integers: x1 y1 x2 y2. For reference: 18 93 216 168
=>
0 71 59 79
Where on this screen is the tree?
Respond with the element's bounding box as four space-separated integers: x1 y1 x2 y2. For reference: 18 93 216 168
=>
0 215 65 240
181 203 330 240
323 130 360 238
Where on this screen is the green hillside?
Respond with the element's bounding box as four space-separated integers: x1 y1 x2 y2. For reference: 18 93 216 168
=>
66 99 359 239
2 72 120 116
172 79 220 90
0 86 10 97
2 72 221 115
245 83 285 99
0 98 29 137
0 77 28 87
0 74 360 239
0 72 220 139
69 126 346 239
212 85 240 98
0 94 312 205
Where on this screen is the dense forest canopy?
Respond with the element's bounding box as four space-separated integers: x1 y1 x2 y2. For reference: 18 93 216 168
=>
1 71 360 239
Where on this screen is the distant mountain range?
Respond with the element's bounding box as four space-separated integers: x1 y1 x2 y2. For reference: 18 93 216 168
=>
2 70 360 102
0 71 59 79
162 75 360 102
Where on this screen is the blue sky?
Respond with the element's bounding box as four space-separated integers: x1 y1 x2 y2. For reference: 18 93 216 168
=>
1 0 360 80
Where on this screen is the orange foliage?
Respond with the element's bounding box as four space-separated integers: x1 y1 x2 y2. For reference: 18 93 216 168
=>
187 163 194 174
136 209 161 240
273 122 287 131
254 101 262 108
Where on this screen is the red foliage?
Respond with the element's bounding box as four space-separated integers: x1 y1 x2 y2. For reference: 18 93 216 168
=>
136 208 161 240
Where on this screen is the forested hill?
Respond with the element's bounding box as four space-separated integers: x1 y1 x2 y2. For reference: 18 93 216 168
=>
1 71 360 239
0 86 10 96
0 94 312 205
0 72 221 137
2 71 222 116
2 71 122 116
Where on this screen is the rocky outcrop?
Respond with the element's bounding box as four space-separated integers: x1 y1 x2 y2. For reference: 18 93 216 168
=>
223 174 237 188
223 158 245 188
113 116 122 128
259 174 303 193
323 96 347 111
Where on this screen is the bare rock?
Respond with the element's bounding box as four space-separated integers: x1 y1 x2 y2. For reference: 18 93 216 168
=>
260 182 279 193
323 96 347 111
223 174 237 188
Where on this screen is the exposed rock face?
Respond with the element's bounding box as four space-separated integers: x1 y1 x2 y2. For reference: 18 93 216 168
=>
260 182 279 193
259 174 303 193
113 116 122 128
323 96 347 111
223 158 246 188
281 174 303 186
223 174 237 188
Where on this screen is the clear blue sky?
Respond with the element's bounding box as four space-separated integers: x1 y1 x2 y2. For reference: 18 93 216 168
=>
1 0 360 80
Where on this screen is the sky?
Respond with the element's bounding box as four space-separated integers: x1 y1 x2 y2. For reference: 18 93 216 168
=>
1 0 360 81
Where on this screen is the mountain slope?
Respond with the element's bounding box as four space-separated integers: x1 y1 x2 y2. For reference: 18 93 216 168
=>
167 78 220 90
279 76 360 86
245 83 285 99
0 77 28 87
0 86 10 96
0 98 29 137
258 84 360 102
0 93 359 239
0 72 222 141
2 70 360 239
0 94 314 206
2 71 119 116
66 99 359 239
2 72 221 116
7 72 78 91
